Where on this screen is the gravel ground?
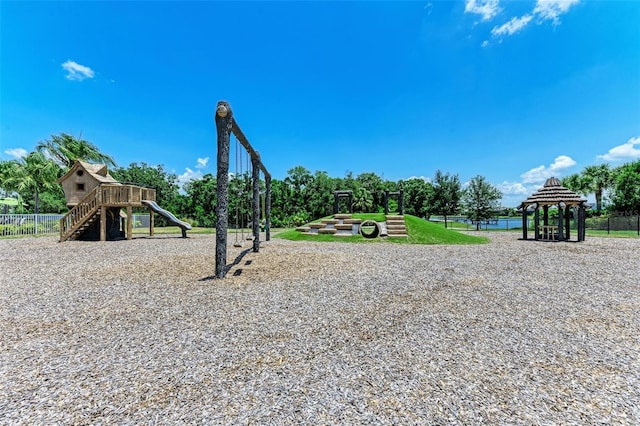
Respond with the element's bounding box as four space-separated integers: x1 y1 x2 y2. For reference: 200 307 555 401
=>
1 233 639 424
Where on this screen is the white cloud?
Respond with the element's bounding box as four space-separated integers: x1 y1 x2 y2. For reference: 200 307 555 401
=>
533 0 580 23
4 148 27 159
196 157 209 169
404 176 432 183
597 137 640 162
62 60 95 81
481 40 490 47
520 155 577 184
488 0 579 40
491 14 533 36
465 0 501 22
497 181 529 195
177 167 203 187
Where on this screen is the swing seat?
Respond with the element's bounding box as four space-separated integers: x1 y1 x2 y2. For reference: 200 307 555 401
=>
233 241 243 248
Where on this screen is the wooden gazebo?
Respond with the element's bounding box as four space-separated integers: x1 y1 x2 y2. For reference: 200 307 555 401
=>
519 177 589 242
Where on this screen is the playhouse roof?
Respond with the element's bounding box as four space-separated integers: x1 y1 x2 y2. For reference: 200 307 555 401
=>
519 177 587 208
57 160 119 184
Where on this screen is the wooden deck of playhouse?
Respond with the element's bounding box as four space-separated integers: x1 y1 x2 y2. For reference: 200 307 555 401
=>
59 184 157 242
296 214 408 238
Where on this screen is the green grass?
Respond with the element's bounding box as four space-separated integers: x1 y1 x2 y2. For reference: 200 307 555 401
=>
275 213 488 245
585 229 640 238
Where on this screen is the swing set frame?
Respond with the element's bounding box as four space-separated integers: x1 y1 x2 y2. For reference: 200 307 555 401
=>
214 101 271 278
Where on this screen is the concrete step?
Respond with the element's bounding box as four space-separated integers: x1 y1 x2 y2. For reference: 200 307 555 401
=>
335 224 354 230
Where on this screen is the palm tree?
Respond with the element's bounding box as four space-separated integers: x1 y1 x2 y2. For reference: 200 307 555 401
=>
3 152 61 214
352 187 373 213
582 164 612 212
36 132 116 168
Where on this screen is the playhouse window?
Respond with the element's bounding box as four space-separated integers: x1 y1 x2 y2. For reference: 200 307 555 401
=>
76 170 84 176
76 183 85 191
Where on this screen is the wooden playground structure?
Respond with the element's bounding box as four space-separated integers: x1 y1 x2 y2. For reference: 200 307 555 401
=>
58 161 189 242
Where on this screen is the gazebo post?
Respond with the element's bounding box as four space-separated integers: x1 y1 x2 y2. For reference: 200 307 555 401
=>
565 207 571 240
543 205 549 227
522 208 528 240
534 207 540 241
578 205 585 241
557 203 564 241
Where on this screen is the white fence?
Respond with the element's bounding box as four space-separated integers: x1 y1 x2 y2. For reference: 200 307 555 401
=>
0 214 151 237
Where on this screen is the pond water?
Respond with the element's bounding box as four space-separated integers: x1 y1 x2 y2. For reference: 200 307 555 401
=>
430 217 527 230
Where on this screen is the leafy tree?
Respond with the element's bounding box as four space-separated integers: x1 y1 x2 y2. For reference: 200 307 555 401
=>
182 173 217 227
305 171 336 219
399 178 433 218
610 160 640 213
111 163 181 223
283 166 312 214
431 170 462 228
356 172 385 211
2 152 61 214
36 132 116 168
462 175 502 230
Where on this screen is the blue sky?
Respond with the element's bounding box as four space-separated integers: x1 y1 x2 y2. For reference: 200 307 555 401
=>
1 0 639 206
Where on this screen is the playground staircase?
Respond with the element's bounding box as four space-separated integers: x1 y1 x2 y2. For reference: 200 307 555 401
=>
385 215 408 237
59 184 157 242
59 187 101 242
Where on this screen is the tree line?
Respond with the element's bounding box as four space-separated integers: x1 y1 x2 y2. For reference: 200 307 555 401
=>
2 133 639 228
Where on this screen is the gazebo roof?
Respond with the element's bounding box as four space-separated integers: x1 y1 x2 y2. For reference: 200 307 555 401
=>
519 177 587 208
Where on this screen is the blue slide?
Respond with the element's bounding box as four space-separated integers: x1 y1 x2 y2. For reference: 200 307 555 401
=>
141 200 192 237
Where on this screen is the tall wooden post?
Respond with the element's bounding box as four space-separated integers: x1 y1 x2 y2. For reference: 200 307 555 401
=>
522 208 528 240
252 158 260 253
398 190 404 215
265 175 271 241
100 205 107 242
534 207 540 240
215 101 233 278
565 207 571 240
126 206 133 240
384 190 389 215
557 204 564 241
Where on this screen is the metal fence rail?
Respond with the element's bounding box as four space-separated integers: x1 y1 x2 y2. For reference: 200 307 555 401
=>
0 214 64 236
0 214 151 237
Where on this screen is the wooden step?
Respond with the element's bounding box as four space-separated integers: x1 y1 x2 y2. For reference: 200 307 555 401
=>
309 223 325 229
334 214 352 220
386 224 406 230
386 215 404 220
322 219 339 225
296 226 310 232
318 228 337 234
343 218 362 224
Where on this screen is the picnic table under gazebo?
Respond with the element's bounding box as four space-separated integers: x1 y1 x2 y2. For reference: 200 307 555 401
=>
519 177 589 242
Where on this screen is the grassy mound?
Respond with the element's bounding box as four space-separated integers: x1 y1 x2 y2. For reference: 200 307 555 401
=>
275 214 488 245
